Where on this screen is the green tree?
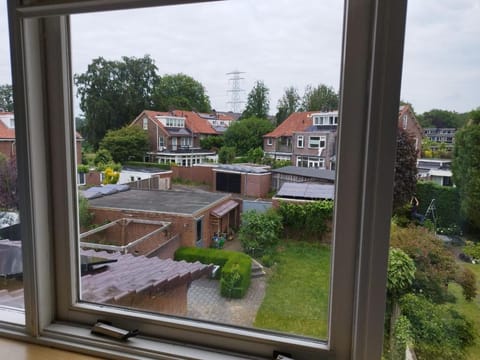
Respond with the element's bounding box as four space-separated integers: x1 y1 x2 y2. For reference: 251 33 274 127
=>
452 109 480 232
0 154 18 210
241 80 270 119
246 147 264 164
417 109 467 129
0 84 13 112
400 293 474 360
275 86 300 125
153 73 211 113
200 135 224 151
218 146 236 164
75 55 159 148
78 195 93 230
99 125 149 163
386 248 416 358
300 84 339 111
393 128 418 212
238 209 283 257
223 116 274 156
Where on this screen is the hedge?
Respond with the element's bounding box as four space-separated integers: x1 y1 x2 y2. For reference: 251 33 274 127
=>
174 247 252 299
416 181 462 232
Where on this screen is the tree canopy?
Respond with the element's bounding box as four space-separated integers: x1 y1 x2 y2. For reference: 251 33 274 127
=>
153 73 211 113
99 125 149 164
452 109 480 232
241 80 270 119
275 86 300 125
417 109 468 129
393 128 418 211
75 55 159 148
300 84 339 112
223 116 274 155
0 84 13 112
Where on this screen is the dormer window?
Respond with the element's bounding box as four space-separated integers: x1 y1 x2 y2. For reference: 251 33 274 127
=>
313 112 338 126
157 116 186 128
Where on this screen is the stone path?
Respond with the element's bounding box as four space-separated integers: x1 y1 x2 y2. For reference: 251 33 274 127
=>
187 276 266 327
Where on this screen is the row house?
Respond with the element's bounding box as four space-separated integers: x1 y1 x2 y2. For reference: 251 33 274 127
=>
264 105 422 170
423 127 456 152
131 110 232 166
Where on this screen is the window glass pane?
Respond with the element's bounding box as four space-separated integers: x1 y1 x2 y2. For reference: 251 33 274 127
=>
0 0 24 316
383 1 480 358
72 0 342 341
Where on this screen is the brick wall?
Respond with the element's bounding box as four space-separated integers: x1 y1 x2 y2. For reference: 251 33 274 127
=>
171 165 214 187
0 141 15 158
243 173 271 198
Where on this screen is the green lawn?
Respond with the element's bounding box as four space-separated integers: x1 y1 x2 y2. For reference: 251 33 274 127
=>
253 241 331 339
449 263 480 360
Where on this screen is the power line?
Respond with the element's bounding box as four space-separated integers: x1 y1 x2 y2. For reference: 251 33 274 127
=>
226 70 245 113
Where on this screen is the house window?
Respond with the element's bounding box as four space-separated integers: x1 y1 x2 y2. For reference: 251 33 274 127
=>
7 0 408 359
158 136 165 149
181 137 192 147
403 114 408 129
77 172 86 185
267 137 273 146
297 135 304 148
142 117 148 130
308 136 326 148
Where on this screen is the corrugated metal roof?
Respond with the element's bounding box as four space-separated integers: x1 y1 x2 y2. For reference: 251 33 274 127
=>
211 200 238 218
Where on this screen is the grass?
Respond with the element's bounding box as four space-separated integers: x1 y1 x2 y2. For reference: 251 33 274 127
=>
253 240 331 339
449 262 480 360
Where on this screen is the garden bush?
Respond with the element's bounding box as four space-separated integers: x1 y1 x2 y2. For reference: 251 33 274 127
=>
175 247 251 299
416 181 462 234
278 200 333 240
238 209 282 257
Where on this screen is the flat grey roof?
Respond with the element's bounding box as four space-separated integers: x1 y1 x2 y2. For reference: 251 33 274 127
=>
89 189 229 215
271 166 336 181
276 182 335 200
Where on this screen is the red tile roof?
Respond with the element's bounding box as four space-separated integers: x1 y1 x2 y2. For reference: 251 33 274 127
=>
0 121 15 140
137 110 218 135
264 112 315 138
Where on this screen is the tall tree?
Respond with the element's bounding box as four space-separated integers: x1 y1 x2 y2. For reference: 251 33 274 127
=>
392 128 418 212
75 55 159 148
99 125 149 164
301 84 338 112
275 86 300 125
417 109 467 129
0 84 13 112
153 73 211 113
452 109 480 232
0 155 18 210
224 116 274 155
241 80 270 119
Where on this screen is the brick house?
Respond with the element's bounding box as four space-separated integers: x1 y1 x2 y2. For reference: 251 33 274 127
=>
0 112 15 158
263 111 338 169
130 110 229 166
264 107 422 168
398 104 423 155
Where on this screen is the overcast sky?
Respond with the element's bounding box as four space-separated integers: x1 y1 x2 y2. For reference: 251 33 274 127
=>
1 0 479 115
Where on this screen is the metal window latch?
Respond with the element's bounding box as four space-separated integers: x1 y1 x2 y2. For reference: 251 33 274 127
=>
91 320 139 340
273 351 295 360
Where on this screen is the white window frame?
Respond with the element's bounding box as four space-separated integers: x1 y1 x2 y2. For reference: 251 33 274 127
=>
308 135 326 149
6 0 407 359
77 172 86 185
402 114 408 129
142 117 148 130
297 135 304 148
267 137 273 146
